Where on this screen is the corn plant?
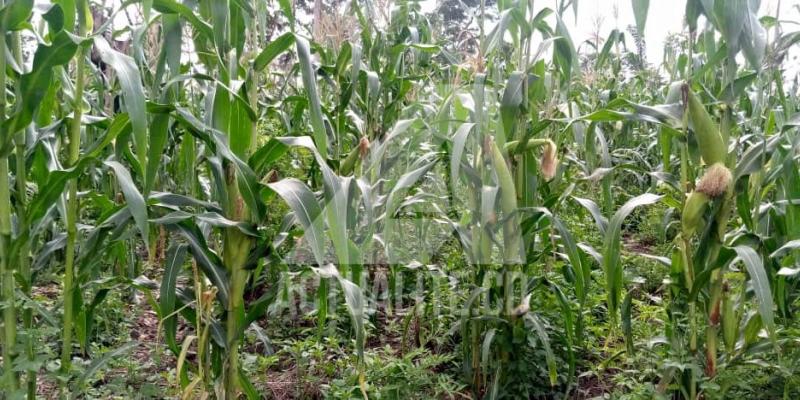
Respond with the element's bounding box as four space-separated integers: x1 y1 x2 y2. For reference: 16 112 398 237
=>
0 0 799 399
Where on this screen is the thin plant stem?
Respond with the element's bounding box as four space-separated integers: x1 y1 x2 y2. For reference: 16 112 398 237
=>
0 1 20 391
61 0 89 374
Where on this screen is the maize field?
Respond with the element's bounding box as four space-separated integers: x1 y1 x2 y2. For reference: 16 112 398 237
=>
1 0 800 398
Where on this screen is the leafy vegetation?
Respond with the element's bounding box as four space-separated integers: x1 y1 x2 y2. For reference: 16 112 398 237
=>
0 0 799 398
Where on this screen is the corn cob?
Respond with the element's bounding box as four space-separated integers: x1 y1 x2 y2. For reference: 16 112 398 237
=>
340 137 370 175
502 138 558 181
541 140 558 181
503 137 549 153
682 191 709 237
706 325 718 377
490 139 518 218
721 282 738 353
681 163 732 237
489 139 522 264
683 84 727 165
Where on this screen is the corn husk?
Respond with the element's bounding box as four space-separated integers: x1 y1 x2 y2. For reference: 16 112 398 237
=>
541 140 558 181
684 84 727 165
682 190 710 237
722 283 738 353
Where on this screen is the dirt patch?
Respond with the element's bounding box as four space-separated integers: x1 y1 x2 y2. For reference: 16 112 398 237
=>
36 375 59 400
571 368 622 399
129 307 177 372
265 367 324 399
622 233 657 254
31 281 61 301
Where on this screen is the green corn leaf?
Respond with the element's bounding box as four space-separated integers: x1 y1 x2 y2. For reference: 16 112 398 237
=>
685 0 703 32
149 192 221 213
228 1 246 56
310 264 365 365
450 122 476 190
337 275 365 364
3 31 77 137
27 157 95 224
254 32 294 71
105 161 149 246
691 43 727 80
499 72 525 145
554 13 578 82
267 178 326 266
173 106 263 217
715 0 747 46
168 221 230 305
85 113 131 159
73 341 137 394
166 74 256 120
717 72 758 103
295 35 328 158
73 341 139 398
552 214 588 303
621 291 634 355
238 367 260 400
481 328 497 370
741 7 766 70
603 193 662 323
549 283 577 380
145 113 169 195
771 239 800 259
734 135 780 180
482 9 512 55
94 37 149 175
211 81 253 159
161 13 182 78
44 0 74 33
243 286 278 329
270 138 352 268
632 0 649 35
249 138 289 174
160 244 187 354
151 210 258 236
384 158 439 261
153 0 213 40
572 196 608 235
0 0 33 31
277 0 294 24
526 314 558 386
596 29 622 70
731 245 775 339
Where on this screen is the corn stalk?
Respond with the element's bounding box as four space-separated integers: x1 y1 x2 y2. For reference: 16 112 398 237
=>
60 0 90 376
0 1 18 391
